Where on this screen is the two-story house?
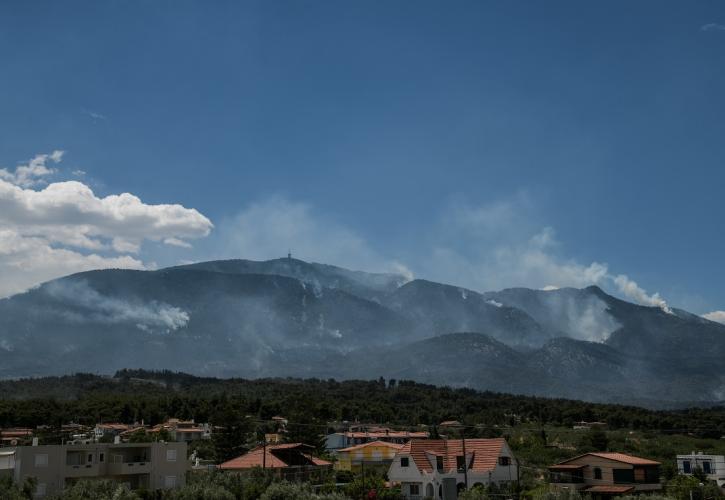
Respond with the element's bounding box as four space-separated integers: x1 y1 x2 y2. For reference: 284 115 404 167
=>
335 440 403 472
677 452 725 488
387 438 518 500
4 441 188 497
549 452 661 497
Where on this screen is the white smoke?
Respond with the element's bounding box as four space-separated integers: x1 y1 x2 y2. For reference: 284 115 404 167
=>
612 274 673 314
703 311 725 325
45 280 190 332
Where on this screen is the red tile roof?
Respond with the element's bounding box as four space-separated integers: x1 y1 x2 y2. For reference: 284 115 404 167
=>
558 452 660 466
398 438 507 473
588 453 660 466
338 440 405 453
219 443 331 470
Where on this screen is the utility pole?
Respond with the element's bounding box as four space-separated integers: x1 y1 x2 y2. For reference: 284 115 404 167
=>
461 426 469 490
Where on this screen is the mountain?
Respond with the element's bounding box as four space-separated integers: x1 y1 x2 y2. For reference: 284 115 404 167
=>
170 258 407 302
1 258 725 405
384 280 552 347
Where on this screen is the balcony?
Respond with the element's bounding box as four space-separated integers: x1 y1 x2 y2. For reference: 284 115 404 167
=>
107 460 151 475
65 463 99 477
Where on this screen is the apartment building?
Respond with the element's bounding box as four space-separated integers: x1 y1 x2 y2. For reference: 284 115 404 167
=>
3 441 187 497
677 452 725 487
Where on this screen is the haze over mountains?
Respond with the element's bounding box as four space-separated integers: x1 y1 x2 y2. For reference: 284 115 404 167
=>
1 257 724 407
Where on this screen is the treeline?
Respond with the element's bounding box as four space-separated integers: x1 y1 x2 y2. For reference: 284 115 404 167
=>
0 370 724 438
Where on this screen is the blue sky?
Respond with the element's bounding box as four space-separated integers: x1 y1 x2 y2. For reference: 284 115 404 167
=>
1 1 724 317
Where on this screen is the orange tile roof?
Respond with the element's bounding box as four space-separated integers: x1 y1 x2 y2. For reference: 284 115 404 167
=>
558 452 660 466
338 440 405 453
219 443 331 470
588 453 660 466
399 438 507 473
345 431 429 439
96 423 132 431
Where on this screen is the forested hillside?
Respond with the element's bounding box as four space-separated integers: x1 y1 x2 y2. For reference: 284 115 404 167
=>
1 370 724 438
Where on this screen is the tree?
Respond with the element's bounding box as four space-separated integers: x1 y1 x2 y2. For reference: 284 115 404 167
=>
57 480 140 500
0 476 35 500
577 427 608 452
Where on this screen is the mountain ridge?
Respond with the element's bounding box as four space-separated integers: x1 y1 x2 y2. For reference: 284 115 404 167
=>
1 258 724 405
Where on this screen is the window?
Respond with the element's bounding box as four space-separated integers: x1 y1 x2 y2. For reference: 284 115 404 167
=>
87 453 93 463
613 468 634 484
457 455 466 472
166 449 177 462
499 456 511 466
594 467 602 480
401 457 409 467
35 483 47 497
34 454 48 467
99 452 105 463
683 460 691 474
409 484 420 495
164 476 177 488
703 461 712 474
436 456 444 471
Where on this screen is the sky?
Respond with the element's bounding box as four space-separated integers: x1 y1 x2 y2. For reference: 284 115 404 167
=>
1 1 724 320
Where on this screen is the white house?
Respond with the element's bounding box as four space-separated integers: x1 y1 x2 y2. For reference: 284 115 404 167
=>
677 452 725 487
387 438 518 500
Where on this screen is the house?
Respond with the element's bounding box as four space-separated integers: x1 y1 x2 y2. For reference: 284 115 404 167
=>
1 428 33 447
219 443 331 481
334 440 404 472
150 419 211 443
94 423 134 441
3 441 188 497
549 452 661 497
387 438 518 500
677 452 725 488
326 427 429 451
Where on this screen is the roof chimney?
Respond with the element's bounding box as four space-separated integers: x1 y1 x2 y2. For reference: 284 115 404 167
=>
32 437 38 447
114 436 121 444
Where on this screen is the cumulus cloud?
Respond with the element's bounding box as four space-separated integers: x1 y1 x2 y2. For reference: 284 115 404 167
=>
0 150 64 187
703 311 725 325
701 23 725 31
215 195 411 278
0 151 213 297
0 228 145 298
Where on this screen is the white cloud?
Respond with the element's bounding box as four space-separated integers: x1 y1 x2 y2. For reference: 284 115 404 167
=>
701 23 725 32
703 311 725 324
0 178 212 252
0 150 64 188
0 151 214 298
0 228 145 298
